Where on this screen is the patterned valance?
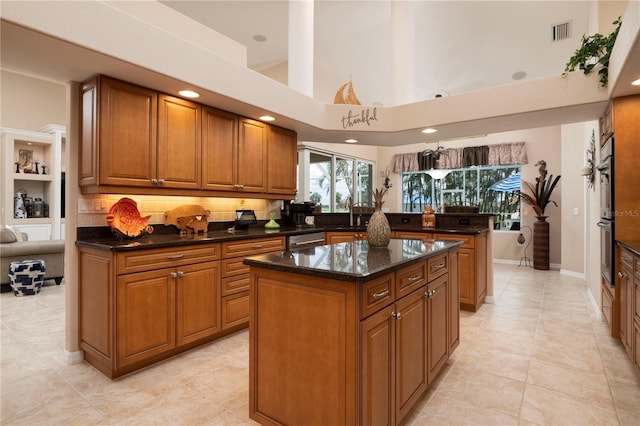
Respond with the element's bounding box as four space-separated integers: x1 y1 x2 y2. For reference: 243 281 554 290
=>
393 141 528 172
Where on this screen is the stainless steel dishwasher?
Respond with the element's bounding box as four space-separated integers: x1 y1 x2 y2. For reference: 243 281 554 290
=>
287 232 325 250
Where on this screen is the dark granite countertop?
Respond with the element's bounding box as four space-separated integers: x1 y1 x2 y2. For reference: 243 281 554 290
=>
617 240 640 257
244 238 462 282
76 225 487 251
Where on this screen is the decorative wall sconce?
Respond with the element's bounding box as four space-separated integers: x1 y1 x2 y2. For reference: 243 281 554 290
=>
581 130 596 190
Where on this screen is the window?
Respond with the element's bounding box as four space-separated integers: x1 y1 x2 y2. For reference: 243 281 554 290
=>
402 165 521 230
298 148 373 212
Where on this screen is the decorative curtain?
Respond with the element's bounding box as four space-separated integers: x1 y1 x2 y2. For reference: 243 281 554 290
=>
488 142 528 165
393 153 419 173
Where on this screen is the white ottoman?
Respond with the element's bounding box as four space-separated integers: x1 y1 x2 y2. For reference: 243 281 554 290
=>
8 260 46 296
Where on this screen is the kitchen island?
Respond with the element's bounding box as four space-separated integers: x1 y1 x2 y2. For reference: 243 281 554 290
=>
245 238 461 426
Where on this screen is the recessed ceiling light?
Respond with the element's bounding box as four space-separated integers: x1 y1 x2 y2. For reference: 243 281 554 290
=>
421 128 437 134
259 115 275 122
253 34 267 42
512 71 527 80
179 90 200 98
345 139 358 144
632 78 640 86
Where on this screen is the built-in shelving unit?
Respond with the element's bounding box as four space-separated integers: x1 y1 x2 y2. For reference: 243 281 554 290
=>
1 125 65 240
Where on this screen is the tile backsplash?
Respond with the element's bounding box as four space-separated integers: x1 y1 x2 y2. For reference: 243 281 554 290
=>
77 194 282 227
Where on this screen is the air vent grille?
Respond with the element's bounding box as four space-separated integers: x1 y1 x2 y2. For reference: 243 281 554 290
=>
552 22 571 41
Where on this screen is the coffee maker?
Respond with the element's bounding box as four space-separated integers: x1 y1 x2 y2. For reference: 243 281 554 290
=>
281 201 316 227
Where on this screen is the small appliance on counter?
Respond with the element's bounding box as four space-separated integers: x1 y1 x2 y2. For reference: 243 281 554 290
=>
281 201 317 227
234 209 257 231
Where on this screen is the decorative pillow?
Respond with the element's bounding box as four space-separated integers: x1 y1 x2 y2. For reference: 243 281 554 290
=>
3 225 25 242
1 226 17 243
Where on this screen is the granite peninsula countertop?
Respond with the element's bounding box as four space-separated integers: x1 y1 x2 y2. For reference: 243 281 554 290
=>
243 238 463 282
76 225 486 251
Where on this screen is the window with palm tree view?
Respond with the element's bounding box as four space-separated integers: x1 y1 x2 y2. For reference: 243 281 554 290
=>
298 148 373 212
402 165 521 230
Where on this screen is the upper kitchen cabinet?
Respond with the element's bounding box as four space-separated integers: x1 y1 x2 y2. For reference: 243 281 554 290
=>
236 118 267 193
80 76 201 192
202 106 238 192
266 125 297 196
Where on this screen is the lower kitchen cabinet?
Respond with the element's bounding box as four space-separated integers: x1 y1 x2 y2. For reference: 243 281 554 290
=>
325 231 367 244
427 274 448 384
615 243 640 377
79 243 222 378
434 233 486 312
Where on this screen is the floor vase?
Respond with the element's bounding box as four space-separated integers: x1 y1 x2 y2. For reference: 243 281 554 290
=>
533 216 550 270
367 209 391 248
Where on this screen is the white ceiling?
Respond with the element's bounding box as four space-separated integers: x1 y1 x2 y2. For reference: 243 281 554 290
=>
1 1 639 146
160 0 594 106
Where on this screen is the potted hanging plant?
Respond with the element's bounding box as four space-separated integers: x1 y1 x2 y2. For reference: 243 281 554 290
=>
515 161 561 270
562 17 622 87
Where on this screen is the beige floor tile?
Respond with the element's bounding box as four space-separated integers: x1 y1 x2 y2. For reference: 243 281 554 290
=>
520 383 620 425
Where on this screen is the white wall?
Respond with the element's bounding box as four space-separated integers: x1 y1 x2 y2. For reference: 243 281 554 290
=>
376 126 563 265
0 70 66 130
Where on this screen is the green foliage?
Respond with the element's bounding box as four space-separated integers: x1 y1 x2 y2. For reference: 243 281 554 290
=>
516 162 561 217
563 18 622 87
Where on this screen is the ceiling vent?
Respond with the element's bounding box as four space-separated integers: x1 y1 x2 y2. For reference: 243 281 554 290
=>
552 21 571 41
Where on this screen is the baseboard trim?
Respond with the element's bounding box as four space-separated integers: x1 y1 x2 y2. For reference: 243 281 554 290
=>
560 269 586 280
586 286 601 317
484 295 495 304
65 349 84 365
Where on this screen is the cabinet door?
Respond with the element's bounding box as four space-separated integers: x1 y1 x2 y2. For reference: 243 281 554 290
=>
458 248 476 310
395 287 428 422
202 106 238 191
176 262 220 346
222 291 250 330
325 232 367 244
427 274 448 384
116 269 175 368
97 77 158 187
157 94 201 189
360 305 395 426
634 320 640 375
237 118 266 192
618 260 633 356
266 125 297 195
448 248 460 354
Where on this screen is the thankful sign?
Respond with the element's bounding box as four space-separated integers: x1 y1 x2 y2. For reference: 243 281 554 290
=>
341 107 378 129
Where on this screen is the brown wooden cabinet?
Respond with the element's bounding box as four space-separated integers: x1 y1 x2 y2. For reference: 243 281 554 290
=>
202 106 238 191
434 232 486 312
79 243 221 378
157 94 201 189
266 125 297 196
618 246 634 357
80 75 297 199
220 236 286 330
250 246 459 426
325 231 367 244
80 76 201 190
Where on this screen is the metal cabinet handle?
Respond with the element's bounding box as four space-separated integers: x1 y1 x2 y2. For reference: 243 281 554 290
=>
425 289 436 298
392 311 402 320
618 271 625 278
433 262 446 270
167 254 184 260
151 178 158 184
408 275 422 282
252 244 263 249
372 289 389 299
158 179 165 184
177 271 184 277
603 306 610 311
170 272 178 278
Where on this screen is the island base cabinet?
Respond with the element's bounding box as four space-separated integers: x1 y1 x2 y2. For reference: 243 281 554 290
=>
250 270 358 426
427 274 448 384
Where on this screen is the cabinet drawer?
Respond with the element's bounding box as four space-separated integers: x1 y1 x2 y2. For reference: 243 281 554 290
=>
396 261 428 299
221 274 250 296
360 273 395 320
117 244 220 275
222 237 285 259
221 257 250 277
620 247 633 269
427 253 448 281
433 234 474 249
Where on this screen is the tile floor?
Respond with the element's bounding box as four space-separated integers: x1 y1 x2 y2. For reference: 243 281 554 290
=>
1 264 639 425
